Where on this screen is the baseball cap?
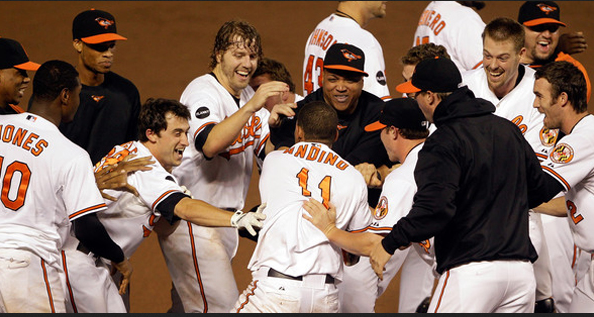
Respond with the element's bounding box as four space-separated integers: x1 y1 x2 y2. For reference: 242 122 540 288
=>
0 38 40 71
365 98 429 132
396 57 461 94
518 1 566 27
323 43 369 77
72 9 127 44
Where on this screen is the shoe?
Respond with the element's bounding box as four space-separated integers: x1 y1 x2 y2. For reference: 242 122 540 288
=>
534 298 555 313
415 296 431 313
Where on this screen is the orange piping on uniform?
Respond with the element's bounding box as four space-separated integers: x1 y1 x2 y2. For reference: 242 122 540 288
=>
68 203 107 219
193 122 216 139
61 250 78 313
434 270 450 312
41 259 56 313
381 96 391 100
235 280 259 312
151 190 178 210
188 222 208 313
255 133 270 155
542 166 571 191
472 61 483 70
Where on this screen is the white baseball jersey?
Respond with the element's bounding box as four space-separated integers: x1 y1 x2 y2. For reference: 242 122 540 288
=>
61 140 186 313
462 65 558 159
413 1 485 72
540 114 594 312
0 113 106 268
234 142 371 313
249 142 371 279
303 13 390 100
0 113 105 313
160 73 269 313
338 143 436 313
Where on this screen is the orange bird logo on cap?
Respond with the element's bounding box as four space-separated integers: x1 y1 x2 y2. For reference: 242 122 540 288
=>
340 49 361 62
537 3 557 15
95 17 114 29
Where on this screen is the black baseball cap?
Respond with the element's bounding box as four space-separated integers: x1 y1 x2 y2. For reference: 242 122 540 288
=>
0 38 40 71
518 1 566 27
72 9 127 44
324 43 368 77
396 57 461 94
365 98 429 132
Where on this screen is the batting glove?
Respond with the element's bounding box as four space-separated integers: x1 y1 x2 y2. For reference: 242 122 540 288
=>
230 207 266 236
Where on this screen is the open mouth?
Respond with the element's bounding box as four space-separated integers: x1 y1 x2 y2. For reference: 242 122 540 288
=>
237 70 250 79
175 149 184 156
334 95 349 103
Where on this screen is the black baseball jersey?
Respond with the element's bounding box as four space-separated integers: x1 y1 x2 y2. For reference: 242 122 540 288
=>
59 71 141 164
270 88 390 206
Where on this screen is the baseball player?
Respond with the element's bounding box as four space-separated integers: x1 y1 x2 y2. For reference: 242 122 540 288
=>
517 2 590 311
59 9 141 165
60 97 265 313
0 60 130 313
531 61 594 313
461 17 556 309
0 37 39 114
367 57 552 313
234 100 372 313
518 1 591 103
158 20 290 313
303 1 390 100
334 98 436 313
412 1 486 72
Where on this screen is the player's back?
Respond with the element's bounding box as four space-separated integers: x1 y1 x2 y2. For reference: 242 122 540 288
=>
0 113 101 266
413 1 484 72
250 142 371 279
303 14 389 99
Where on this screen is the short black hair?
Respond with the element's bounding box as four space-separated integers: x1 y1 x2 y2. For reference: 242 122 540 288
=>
534 61 588 113
296 101 338 144
32 60 79 102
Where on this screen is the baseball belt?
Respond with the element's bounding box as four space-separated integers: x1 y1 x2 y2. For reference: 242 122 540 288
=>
267 268 335 284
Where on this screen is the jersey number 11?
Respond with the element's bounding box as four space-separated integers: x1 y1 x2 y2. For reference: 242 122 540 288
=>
296 167 331 209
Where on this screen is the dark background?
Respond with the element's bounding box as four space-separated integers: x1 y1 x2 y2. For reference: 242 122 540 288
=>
2 1 592 312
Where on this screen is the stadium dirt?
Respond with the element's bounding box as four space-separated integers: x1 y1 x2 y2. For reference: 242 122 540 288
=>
3 1 593 313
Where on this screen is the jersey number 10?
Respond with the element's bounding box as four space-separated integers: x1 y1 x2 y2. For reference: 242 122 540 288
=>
296 167 331 209
0 156 31 211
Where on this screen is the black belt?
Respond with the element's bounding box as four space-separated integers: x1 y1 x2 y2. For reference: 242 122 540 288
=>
76 242 92 255
267 268 334 284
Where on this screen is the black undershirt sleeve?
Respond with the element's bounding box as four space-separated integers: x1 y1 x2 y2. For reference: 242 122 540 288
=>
528 173 565 209
73 213 125 263
155 192 190 225
195 123 215 160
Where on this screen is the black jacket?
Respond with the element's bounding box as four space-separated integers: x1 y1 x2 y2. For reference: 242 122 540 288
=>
382 86 552 274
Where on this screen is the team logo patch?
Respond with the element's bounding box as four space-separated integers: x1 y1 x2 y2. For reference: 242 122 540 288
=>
373 196 388 220
550 143 574 164
340 49 362 62
195 107 210 119
376 71 386 86
95 17 115 29
537 3 557 14
337 124 347 130
539 127 558 147
92 95 105 102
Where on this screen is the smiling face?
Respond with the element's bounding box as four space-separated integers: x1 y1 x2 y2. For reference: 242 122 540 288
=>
322 69 363 114
482 35 525 98
523 24 561 64
0 67 30 107
533 77 563 130
151 112 190 173
214 36 259 98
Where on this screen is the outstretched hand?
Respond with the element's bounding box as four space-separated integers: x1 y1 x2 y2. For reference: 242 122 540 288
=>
95 154 154 201
231 207 267 236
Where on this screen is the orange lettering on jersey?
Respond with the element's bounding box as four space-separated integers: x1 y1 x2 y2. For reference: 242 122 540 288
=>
306 145 320 161
295 144 308 158
336 160 348 171
317 150 327 163
566 200 584 225
434 21 446 36
428 13 441 30
0 125 47 156
95 141 138 172
148 214 158 226
324 152 338 166
511 115 528 134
